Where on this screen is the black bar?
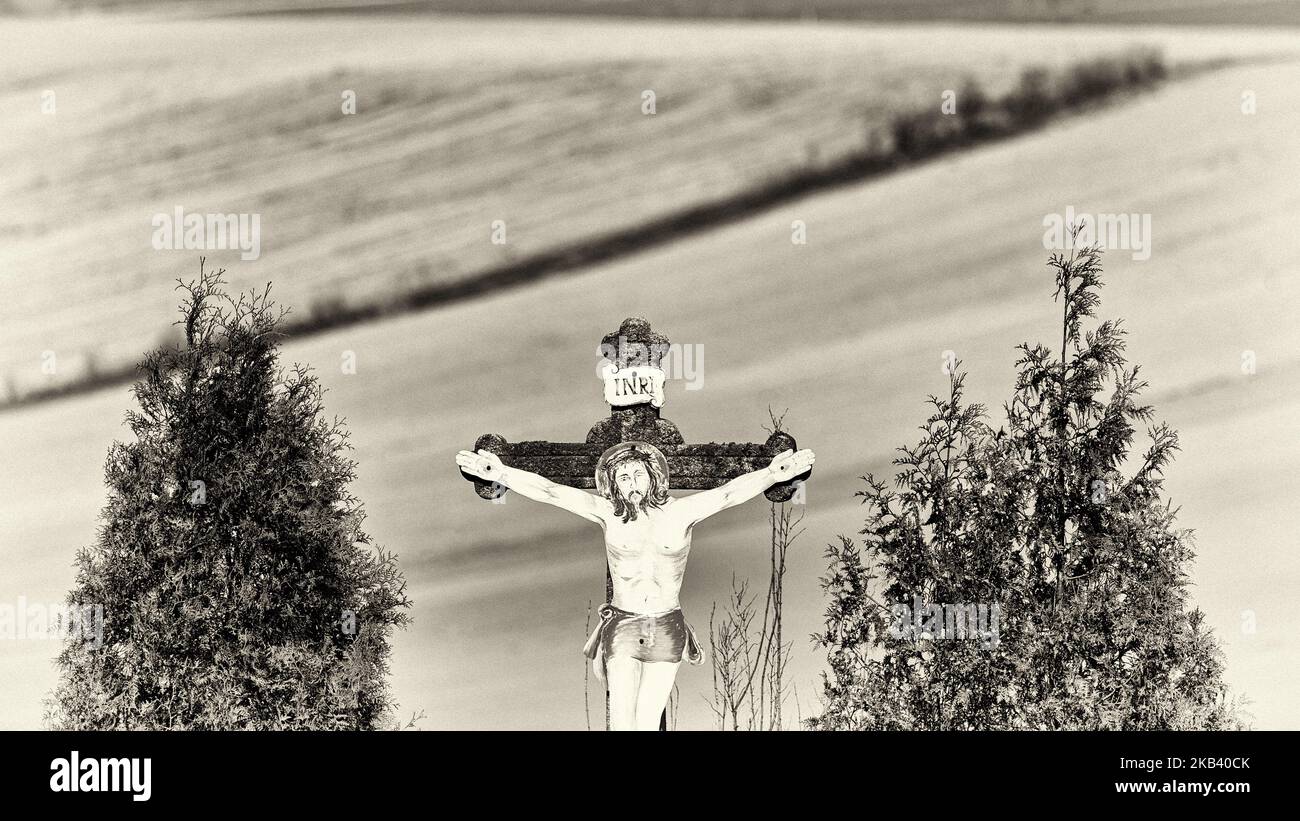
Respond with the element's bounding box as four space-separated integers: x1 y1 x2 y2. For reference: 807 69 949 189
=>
5 730 1288 809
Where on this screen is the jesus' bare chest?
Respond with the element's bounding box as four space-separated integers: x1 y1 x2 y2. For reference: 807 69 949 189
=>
601 508 692 570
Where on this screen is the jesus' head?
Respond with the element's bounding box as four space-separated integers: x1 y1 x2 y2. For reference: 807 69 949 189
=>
595 442 670 523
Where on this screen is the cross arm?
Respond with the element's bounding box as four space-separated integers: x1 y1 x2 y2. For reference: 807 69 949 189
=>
459 432 809 502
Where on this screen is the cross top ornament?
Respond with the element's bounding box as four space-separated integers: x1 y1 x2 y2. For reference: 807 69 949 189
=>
597 316 671 414
600 316 669 369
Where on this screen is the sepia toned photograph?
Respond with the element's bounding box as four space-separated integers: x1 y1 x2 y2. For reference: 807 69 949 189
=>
1 0 1297 770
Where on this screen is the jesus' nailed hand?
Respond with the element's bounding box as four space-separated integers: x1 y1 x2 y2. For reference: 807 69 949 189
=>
454 442 814 730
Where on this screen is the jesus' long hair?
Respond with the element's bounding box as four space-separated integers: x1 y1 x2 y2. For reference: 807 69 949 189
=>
603 448 670 523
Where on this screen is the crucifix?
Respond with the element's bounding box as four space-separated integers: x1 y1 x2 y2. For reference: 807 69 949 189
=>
455 317 814 730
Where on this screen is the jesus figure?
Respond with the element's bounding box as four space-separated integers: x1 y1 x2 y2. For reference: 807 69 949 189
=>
455 441 815 730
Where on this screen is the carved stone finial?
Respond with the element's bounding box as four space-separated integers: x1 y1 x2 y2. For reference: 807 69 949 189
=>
600 317 671 370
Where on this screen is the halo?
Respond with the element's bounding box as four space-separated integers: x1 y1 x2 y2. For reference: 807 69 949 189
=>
594 441 669 498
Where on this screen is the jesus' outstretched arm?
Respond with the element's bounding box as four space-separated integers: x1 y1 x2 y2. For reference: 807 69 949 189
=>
456 448 610 525
674 448 815 527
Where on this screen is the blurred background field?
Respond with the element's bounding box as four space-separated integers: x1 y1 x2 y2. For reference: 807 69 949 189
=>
1 15 1295 400
1 8 1297 730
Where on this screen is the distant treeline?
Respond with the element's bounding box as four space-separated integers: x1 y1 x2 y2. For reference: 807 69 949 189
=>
2 48 1176 412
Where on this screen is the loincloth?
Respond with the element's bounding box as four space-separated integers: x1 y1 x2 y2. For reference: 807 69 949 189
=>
582 603 706 683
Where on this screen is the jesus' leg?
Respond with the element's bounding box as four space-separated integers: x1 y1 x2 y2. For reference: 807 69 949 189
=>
634 661 681 730
606 656 641 730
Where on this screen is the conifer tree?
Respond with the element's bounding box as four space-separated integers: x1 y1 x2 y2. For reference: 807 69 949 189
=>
48 263 411 730
812 239 1247 730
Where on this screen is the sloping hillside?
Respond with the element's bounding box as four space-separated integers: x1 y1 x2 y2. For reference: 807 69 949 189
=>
2 16 1292 401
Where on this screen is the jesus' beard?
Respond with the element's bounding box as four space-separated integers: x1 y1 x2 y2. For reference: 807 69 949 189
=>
619 489 659 522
